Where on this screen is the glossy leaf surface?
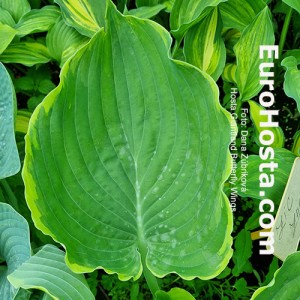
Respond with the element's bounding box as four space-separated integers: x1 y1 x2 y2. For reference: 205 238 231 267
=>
8 245 94 300
23 3 233 281
0 62 20 179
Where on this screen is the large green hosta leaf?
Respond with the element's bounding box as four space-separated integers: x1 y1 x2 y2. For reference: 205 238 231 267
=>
23 2 233 281
0 62 20 179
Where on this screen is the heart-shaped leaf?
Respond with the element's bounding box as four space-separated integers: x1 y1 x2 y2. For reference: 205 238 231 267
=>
23 2 233 281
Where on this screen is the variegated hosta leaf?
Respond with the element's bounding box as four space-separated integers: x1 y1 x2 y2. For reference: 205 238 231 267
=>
23 2 233 281
248 100 285 148
15 6 61 37
0 203 31 300
0 62 20 179
8 245 94 300
184 7 226 80
125 4 166 19
219 0 266 31
281 56 300 112
170 0 227 41
222 63 236 83
0 24 17 56
0 0 30 23
46 17 89 67
251 252 300 299
282 0 300 15
292 130 300 157
0 7 16 27
234 7 274 101
54 0 106 37
236 148 296 204
0 42 51 67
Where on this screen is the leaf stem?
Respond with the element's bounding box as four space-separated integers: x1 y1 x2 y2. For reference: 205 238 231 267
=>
171 38 183 58
0 179 19 211
139 242 160 296
279 7 293 57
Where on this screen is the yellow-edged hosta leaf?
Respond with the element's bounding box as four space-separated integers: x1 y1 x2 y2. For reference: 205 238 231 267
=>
234 7 274 101
125 4 166 19
46 17 89 67
251 252 300 299
170 0 227 41
23 1 233 281
0 41 51 67
281 56 300 112
15 6 61 37
219 0 266 31
222 63 236 83
248 100 285 148
54 0 106 37
184 7 225 80
0 0 30 22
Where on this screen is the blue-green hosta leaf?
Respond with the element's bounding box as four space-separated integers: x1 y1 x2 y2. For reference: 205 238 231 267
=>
46 17 89 67
0 41 51 67
54 0 106 37
8 245 94 300
251 252 300 299
125 4 166 19
282 0 300 14
170 0 227 41
0 0 30 22
219 0 266 31
0 7 16 27
236 148 296 204
0 63 20 179
248 100 285 148
0 203 31 300
15 6 61 37
23 2 233 281
281 56 300 112
0 24 17 55
184 7 226 80
234 7 274 101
